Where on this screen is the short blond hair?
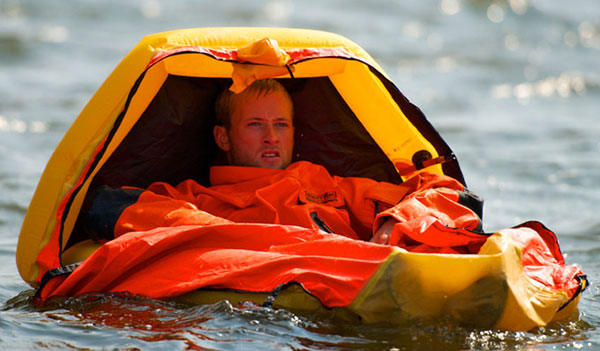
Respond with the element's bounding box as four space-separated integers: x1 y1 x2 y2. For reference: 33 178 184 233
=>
215 79 293 129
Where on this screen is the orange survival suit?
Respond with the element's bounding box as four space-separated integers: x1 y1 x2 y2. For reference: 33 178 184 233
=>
84 161 485 253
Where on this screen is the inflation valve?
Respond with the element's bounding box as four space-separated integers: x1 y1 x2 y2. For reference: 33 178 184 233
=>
396 150 457 177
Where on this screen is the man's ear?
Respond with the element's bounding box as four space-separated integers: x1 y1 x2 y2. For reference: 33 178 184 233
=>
213 125 231 152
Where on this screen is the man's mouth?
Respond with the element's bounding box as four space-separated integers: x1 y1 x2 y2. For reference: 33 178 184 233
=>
261 150 280 159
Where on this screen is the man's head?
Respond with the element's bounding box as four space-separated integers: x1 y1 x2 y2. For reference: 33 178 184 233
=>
213 79 294 169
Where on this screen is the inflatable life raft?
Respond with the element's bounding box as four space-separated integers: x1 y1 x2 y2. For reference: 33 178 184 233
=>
16 27 586 331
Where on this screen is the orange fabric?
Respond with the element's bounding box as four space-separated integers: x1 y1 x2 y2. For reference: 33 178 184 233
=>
236 38 291 66
115 191 231 235
39 223 394 306
376 175 485 254
115 161 463 241
508 222 583 296
230 38 292 93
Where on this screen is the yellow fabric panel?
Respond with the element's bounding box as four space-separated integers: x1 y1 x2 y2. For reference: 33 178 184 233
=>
61 240 102 266
163 54 232 77
329 62 443 178
289 58 346 78
553 294 581 321
350 247 505 326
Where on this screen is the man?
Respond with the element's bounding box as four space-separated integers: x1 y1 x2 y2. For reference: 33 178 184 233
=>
83 79 482 250
213 78 294 170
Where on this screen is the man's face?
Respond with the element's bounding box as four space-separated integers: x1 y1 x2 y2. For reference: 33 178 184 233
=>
214 91 294 169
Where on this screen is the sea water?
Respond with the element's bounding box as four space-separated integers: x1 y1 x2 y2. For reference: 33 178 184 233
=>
1 0 599 349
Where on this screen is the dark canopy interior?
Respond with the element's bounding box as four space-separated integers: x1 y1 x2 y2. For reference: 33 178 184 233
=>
91 75 403 189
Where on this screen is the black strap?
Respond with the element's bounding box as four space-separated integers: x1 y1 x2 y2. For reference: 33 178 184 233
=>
557 274 589 312
35 262 81 298
285 64 295 79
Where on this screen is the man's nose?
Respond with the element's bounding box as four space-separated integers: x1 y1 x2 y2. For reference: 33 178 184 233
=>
262 124 279 145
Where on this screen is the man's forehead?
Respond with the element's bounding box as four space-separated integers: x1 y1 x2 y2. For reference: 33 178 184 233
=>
233 92 293 115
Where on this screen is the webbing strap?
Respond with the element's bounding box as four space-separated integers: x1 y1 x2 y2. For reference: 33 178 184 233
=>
557 274 589 312
35 262 80 298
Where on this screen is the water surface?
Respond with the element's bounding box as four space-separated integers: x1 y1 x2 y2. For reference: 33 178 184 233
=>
1 0 599 349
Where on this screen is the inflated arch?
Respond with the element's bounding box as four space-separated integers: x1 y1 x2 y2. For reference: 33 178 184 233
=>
17 27 464 287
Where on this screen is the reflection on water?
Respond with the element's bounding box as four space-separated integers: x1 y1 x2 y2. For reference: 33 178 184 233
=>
3 290 367 350
0 116 48 134
491 72 588 102
1 290 595 350
1 0 599 349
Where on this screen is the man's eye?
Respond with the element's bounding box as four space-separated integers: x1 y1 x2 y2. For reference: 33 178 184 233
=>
248 122 261 127
275 122 290 128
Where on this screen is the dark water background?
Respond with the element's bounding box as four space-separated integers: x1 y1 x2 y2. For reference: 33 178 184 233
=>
1 0 599 349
